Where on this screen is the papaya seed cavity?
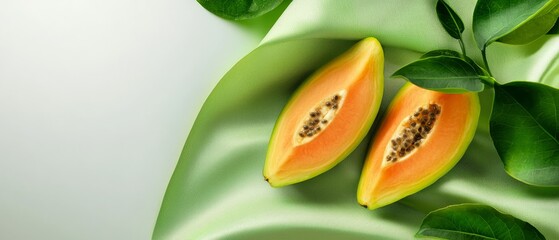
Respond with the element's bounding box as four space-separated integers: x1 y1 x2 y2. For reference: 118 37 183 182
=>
383 103 441 165
295 91 346 145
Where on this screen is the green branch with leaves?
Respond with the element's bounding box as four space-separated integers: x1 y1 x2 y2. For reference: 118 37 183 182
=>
394 0 559 187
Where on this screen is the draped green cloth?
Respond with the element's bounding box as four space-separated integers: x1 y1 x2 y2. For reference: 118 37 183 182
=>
153 1 559 239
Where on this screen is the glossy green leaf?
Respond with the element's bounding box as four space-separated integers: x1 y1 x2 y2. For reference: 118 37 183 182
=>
490 82 559 186
549 19 559 34
392 56 485 93
197 0 284 20
154 1 559 239
499 3 559 45
465 56 490 77
421 49 461 59
420 49 488 76
436 0 464 39
473 0 556 49
417 203 545 240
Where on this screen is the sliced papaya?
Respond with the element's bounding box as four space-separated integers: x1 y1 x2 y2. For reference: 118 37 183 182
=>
264 37 384 187
357 83 479 209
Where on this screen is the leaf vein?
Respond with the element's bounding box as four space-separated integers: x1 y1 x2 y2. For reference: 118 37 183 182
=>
500 87 559 146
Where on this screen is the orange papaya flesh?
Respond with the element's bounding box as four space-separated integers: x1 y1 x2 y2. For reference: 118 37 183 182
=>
264 37 384 187
357 83 479 209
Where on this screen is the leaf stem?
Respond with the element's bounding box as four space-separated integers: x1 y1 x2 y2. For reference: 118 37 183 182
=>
479 76 496 87
481 47 493 77
458 38 467 57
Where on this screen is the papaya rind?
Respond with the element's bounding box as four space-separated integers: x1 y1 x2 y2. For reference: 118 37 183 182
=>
357 83 480 209
264 37 384 187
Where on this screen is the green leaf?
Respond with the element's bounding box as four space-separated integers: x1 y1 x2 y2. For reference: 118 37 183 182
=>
421 49 461 59
392 56 485 93
420 50 489 77
473 0 556 49
490 82 559 186
416 203 546 240
548 18 559 34
499 3 559 45
197 0 284 20
436 0 464 39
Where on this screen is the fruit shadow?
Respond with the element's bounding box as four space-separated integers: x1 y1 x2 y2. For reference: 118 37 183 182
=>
366 181 478 228
366 203 425 228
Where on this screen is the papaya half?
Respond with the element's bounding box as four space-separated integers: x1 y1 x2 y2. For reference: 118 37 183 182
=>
357 83 479 209
264 37 384 187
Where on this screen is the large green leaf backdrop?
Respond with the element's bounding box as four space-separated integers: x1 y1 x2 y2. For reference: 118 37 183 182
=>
153 1 559 239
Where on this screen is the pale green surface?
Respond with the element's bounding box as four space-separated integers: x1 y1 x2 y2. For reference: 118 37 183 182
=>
153 1 559 239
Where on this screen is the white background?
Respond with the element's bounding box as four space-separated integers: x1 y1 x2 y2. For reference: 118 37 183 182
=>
0 1 261 239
